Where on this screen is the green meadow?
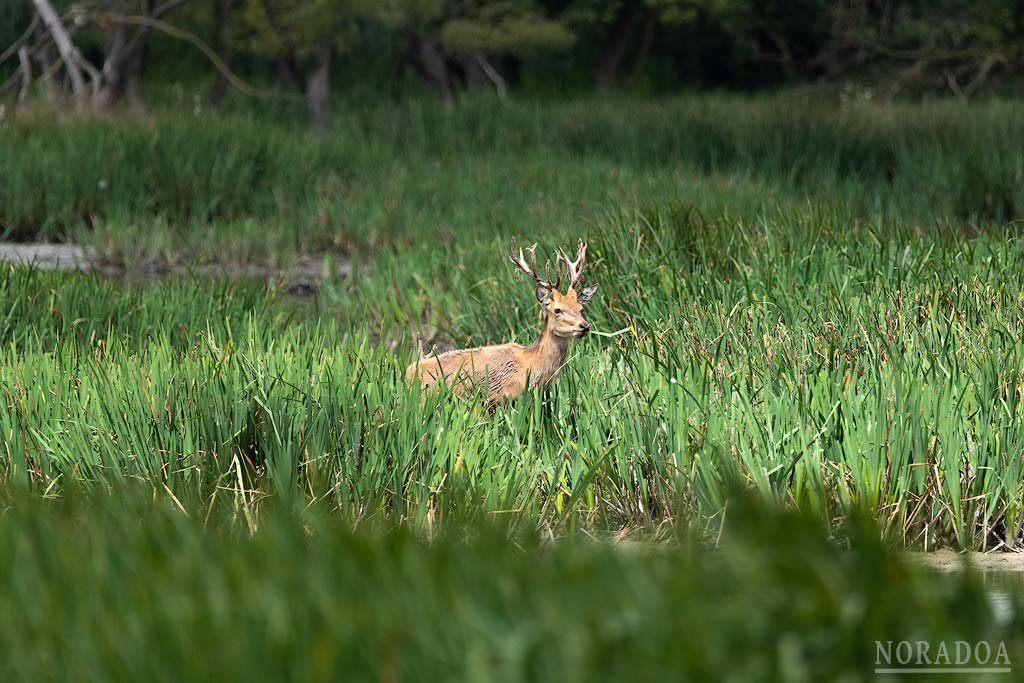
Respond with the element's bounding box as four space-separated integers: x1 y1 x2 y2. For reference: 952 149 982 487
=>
2 95 1024 679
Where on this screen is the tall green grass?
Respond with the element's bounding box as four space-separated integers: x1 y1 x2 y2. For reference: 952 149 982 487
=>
2 96 1022 254
3 203 1024 549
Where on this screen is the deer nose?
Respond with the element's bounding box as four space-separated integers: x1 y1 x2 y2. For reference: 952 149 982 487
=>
579 321 590 332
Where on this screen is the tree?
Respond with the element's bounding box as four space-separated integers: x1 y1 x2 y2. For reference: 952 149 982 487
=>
818 0 1022 95
439 2 574 96
204 0 241 108
561 0 757 89
2 0 259 110
28 0 193 108
382 0 573 99
232 0 377 131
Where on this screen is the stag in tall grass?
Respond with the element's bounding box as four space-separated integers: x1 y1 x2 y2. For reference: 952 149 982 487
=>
407 239 598 403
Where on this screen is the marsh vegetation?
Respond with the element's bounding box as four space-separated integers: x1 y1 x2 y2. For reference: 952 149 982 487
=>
2 93 1024 679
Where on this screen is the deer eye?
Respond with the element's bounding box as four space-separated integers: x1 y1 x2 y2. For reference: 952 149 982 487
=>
553 308 563 315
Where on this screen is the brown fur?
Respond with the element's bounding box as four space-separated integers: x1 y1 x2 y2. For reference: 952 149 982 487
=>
407 287 593 404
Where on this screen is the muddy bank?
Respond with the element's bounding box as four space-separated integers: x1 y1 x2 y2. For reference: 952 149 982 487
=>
0 242 350 292
0 243 93 270
906 549 1024 573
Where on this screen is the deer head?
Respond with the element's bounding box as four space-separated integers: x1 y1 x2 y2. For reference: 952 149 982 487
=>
510 238 598 339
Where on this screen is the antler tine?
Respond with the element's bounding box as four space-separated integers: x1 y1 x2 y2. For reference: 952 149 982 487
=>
509 237 558 290
544 257 561 292
558 239 587 290
509 238 533 277
526 243 540 275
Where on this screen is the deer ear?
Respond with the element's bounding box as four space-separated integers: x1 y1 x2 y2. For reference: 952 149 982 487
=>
577 284 598 304
535 285 552 304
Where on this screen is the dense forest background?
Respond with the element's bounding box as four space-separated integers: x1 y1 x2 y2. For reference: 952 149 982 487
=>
2 1 1023 129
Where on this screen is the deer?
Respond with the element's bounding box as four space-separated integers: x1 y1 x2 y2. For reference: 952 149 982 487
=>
406 239 598 404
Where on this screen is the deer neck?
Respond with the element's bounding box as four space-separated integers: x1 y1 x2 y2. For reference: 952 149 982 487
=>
525 315 570 384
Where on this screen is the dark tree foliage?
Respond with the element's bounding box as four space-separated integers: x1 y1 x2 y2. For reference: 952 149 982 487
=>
2 0 1021 124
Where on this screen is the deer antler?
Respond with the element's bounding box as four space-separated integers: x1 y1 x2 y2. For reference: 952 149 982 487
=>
510 238 561 291
558 239 587 291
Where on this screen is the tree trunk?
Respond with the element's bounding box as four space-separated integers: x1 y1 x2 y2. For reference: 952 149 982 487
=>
17 47 32 106
474 53 507 99
305 40 331 134
408 32 455 99
461 53 488 89
596 2 641 90
121 42 146 110
32 26 63 102
31 0 86 99
626 8 657 86
277 59 302 91
208 0 234 108
96 24 129 107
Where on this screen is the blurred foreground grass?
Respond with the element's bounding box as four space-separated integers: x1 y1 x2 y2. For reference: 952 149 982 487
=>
1 490 1018 682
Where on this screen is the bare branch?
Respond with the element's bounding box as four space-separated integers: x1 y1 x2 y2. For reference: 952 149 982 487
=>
474 54 506 99
963 53 1007 98
97 12 271 99
0 13 40 66
153 0 191 20
120 0 193 64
